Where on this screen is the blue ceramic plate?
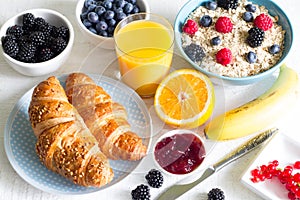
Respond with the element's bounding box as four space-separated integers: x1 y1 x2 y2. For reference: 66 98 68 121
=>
4 75 152 195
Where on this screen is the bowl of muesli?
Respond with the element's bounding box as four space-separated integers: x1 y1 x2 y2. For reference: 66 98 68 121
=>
174 0 293 85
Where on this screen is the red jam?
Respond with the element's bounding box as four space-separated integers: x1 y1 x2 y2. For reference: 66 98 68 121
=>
154 133 206 175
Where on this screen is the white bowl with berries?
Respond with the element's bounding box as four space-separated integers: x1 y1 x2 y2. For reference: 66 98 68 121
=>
0 8 74 76
174 0 293 85
76 0 150 50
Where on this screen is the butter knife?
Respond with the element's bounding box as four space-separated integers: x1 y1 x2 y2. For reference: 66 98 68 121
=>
156 128 278 200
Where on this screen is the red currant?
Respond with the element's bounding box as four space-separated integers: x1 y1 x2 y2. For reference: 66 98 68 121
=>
294 161 300 169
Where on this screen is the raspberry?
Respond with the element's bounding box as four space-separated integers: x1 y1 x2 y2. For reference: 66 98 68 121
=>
254 13 273 31
216 48 232 66
215 16 233 33
182 19 198 35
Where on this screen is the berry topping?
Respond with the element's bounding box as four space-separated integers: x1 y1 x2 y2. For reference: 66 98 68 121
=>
216 48 232 65
254 13 273 31
183 19 198 35
215 16 233 33
145 169 164 188
205 1 217 10
243 12 254 22
131 184 150 200
269 44 280 54
217 0 238 10
246 51 257 63
245 3 256 12
247 27 265 48
200 15 212 27
211 36 221 46
183 43 206 63
208 188 225 200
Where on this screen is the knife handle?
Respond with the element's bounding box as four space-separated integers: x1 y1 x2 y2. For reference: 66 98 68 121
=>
212 128 278 172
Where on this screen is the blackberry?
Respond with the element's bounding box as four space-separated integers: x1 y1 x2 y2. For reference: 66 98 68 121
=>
247 27 265 48
55 26 69 40
38 23 53 37
183 43 206 63
131 184 150 200
207 188 225 200
17 43 37 62
38 47 54 62
1 35 17 44
51 37 67 54
18 35 30 47
217 0 239 10
6 25 24 39
145 169 164 188
2 39 19 57
23 13 35 30
29 31 46 46
34 17 46 28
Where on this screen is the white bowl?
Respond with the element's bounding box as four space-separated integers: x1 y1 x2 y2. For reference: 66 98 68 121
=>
75 0 150 50
153 129 207 177
0 8 74 76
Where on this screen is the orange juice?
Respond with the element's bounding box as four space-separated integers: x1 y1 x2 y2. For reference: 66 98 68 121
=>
114 16 174 97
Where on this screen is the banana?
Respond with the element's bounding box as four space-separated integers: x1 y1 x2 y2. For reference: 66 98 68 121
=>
204 64 299 140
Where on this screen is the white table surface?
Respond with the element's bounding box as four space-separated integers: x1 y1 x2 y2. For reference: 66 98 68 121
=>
0 0 299 200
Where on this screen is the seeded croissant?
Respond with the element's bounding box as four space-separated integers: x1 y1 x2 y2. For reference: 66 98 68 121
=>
65 73 147 161
28 76 114 187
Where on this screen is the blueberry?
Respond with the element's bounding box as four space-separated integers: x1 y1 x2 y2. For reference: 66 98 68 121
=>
99 30 108 37
84 0 96 8
102 0 112 9
243 12 253 22
88 27 97 34
205 1 217 10
245 4 256 12
269 44 280 54
131 5 140 14
124 3 134 13
83 19 92 27
87 4 97 11
128 0 136 4
116 12 127 21
211 36 221 46
246 51 257 63
95 6 106 16
107 26 115 34
87 12 99 23
114 7 123 14
104 10 115 20
107 18 116 27
200 15 212 27
115 0 126 8
80 11 89 20
96 21 108 32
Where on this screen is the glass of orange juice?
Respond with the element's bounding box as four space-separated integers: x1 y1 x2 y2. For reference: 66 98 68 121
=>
114 13 174 98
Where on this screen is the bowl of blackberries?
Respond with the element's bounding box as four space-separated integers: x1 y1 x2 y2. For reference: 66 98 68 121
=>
0 9 74 76
76 0 150 49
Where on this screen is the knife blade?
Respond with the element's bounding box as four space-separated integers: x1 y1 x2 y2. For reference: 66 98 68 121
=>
155 128 278 200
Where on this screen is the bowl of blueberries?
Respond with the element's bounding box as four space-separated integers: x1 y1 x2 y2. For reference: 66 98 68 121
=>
76 0 150 49
0 8 74 76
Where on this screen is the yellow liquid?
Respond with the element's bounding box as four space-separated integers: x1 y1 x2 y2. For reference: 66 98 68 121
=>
115 20 174 97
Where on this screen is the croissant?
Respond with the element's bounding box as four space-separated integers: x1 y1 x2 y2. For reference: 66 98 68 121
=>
28 76 114 187
65 73 147 161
